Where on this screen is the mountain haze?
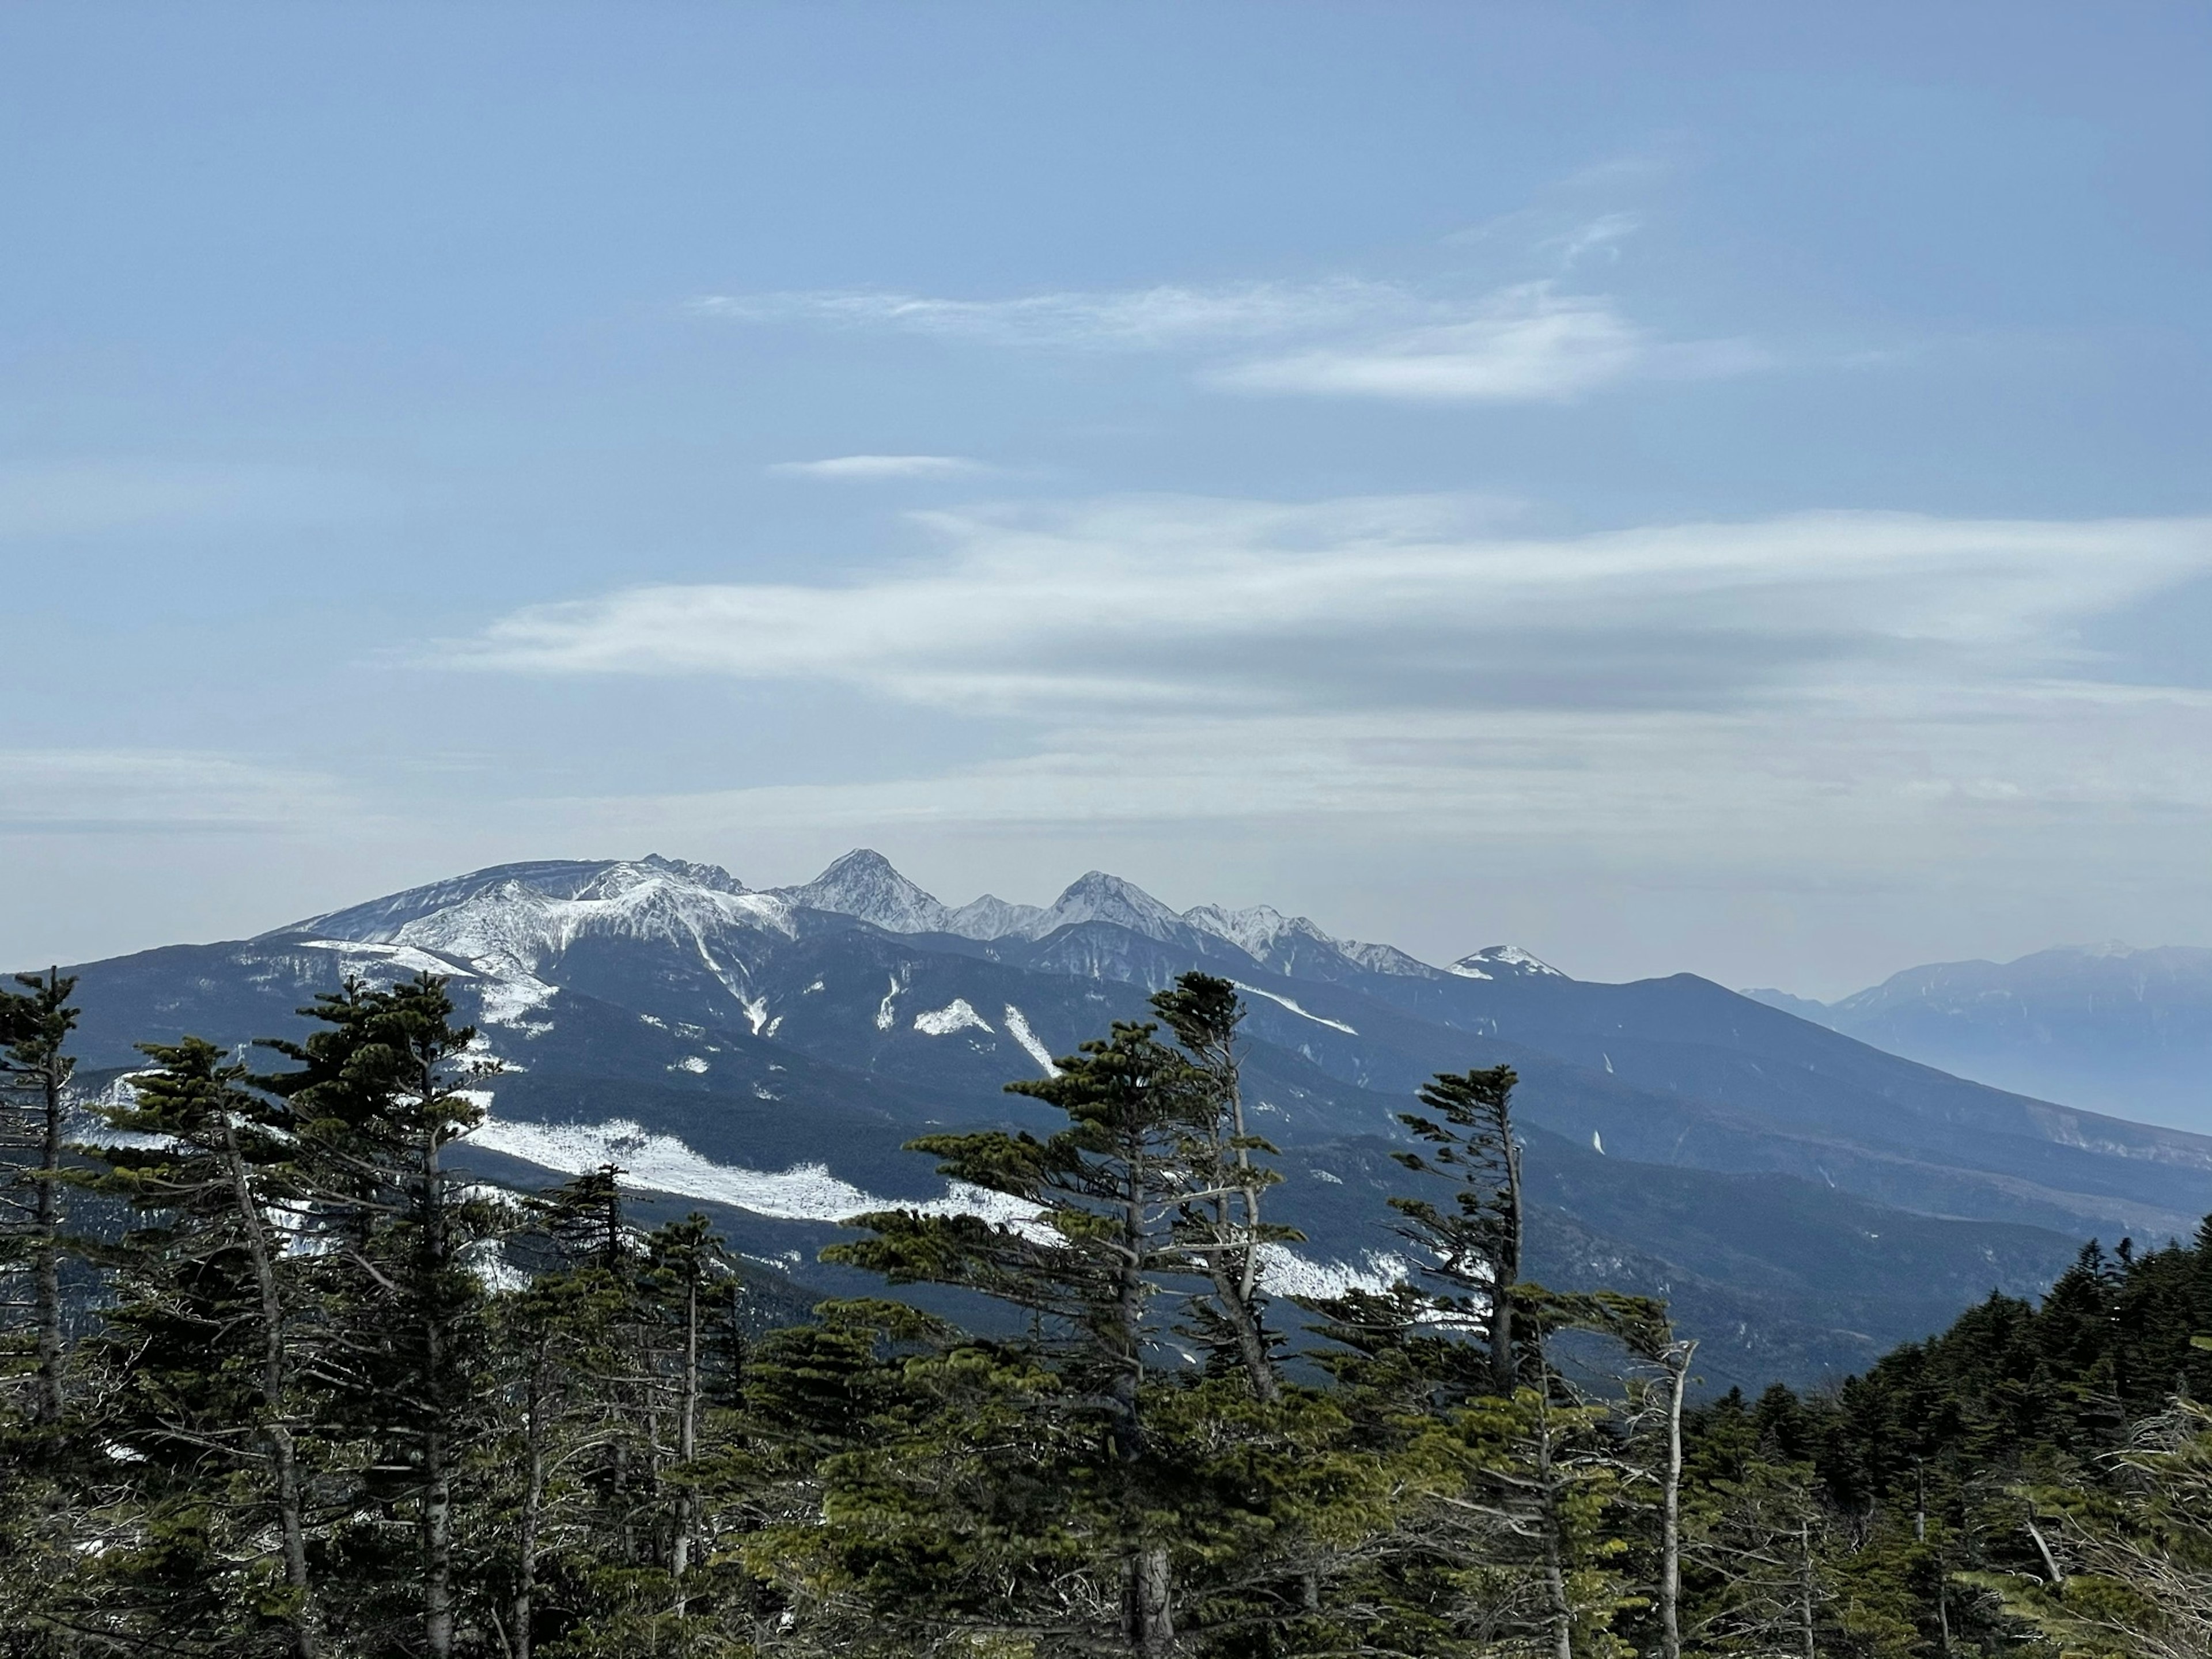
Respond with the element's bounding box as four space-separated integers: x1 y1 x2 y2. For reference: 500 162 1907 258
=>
1745 942 2212 1134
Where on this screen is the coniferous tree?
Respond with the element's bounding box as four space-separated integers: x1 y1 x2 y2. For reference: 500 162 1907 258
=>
259 972 502 1658
1389 1065 1526 1399
831 1012 1199 1654
85 1035 323 1658
1150 974 1294 1404
1 969 81 1425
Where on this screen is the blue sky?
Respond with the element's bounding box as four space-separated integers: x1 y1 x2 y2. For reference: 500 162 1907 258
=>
4 2 2208 993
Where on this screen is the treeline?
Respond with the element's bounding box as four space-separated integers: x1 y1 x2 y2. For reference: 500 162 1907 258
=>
1 965 2205 1657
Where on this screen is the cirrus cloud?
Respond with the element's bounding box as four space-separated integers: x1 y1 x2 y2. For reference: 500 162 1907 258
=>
695 274 1759 405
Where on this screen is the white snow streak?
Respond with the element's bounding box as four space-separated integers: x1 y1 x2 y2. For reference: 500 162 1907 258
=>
1233 982 1357 1035
1001 1005 1060 1075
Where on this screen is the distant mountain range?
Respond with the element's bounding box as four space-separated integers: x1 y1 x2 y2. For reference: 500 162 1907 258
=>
1744 944 2212 1135
37 852 2212 1393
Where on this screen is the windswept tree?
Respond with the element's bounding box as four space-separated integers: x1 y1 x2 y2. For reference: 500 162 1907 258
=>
1151 972 1296 1404
1390 1065 1527 1399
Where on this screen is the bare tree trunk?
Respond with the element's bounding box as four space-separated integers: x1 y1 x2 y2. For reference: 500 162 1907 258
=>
220 1116 318 1659
1660 1341 1696 1659
1124 1545 1176 1656
1219 1040 1279 1405
671 1275 700 1612
421 1101 455 1659
1536 1388 1573 1659
31 991 66 1426
1797 1520 1817 1659
1492 1111 1525 1399
515 1355 547 1659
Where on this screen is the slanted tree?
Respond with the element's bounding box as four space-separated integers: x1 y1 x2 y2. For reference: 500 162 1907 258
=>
1150 972 1295 1404
0 970 80 1425
1390 1065 1526 1399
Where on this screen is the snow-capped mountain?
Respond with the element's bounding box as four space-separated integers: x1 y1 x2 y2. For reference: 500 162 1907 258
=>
37 851 2212 1391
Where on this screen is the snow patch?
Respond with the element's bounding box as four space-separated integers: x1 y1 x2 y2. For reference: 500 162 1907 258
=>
914 998 991 1037
1256 1245 1410 1301
476 969 556 1033
875 973 903 1032
1234 982 1357 1035
675 1056 710 1074
472 1116 1040 1229
1002 1005 1060 1075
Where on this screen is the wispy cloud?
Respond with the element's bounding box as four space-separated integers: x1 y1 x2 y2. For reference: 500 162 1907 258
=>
442 500 2212 718
695 275 1753 405
767 454 985 480
695 278 1401 350
1211 284 1665 402
0 750 363 836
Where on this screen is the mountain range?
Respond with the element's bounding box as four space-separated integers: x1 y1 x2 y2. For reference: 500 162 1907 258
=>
37 851 2212 1393
1744 943 2212 1134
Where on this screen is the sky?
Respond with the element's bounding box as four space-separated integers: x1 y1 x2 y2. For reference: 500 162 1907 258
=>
3 2 2208 996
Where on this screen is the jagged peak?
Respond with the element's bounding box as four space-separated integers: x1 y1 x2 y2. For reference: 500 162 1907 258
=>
637 853 747 893
775 849 954 933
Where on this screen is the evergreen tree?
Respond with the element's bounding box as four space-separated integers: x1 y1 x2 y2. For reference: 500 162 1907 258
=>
1 969 81 1425
259 972 503 1658
1389 1066 1526 1399
83 1035 323 1657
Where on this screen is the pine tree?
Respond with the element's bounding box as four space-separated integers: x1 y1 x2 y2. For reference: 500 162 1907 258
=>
830 1015 1200 1653
1150 973 1294 1404
1389 1065 1526 1399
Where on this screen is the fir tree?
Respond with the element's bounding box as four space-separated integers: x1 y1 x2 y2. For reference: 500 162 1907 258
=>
1 969 81 1425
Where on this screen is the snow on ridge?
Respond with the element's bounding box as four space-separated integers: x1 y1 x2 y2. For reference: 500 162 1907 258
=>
914 998 992 1036
1002 1005 1060 1076
1233 982 1358 1036
298 939 476 981
473 1116 1040 1230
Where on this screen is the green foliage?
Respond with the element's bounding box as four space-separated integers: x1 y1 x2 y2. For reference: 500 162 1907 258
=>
9 967 2212 1659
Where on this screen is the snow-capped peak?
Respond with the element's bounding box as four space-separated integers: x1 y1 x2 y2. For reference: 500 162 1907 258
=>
278 857 792 980
1449 945 1566 980
777 849 955 933
1041 871 1188 942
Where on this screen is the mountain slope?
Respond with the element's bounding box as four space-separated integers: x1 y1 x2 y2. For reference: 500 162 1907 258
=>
36 851 2212 1389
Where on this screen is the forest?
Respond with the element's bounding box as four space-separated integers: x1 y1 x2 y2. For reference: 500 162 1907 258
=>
0 963 2202 1659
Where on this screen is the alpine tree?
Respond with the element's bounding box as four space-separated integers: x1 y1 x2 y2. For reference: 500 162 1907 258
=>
260 972 502 1659
831 1010 1199 1654
1 969 80 1425
1389 1065 1526 1399
1150 972 1293 1404
83 1036 323 1657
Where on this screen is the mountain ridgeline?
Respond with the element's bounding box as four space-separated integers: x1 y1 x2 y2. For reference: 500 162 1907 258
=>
1745 941 2212 1133
34 850 2212 1391
5 902 2209 1659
